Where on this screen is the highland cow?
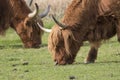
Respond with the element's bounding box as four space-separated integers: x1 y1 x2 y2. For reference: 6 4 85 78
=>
43 0 120 65
0 0 50 48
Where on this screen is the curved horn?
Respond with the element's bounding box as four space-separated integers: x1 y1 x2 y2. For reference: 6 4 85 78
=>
52 15 67 29
39 5 51 18
28 3 39 18
37 22 52 33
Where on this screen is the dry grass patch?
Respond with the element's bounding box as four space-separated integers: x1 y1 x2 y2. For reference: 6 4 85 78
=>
26 0 72 18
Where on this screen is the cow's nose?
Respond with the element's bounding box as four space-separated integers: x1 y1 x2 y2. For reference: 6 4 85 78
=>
54 61 58 65
33 44 40 48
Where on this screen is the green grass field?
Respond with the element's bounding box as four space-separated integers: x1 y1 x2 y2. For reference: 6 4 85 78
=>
0 24 120 80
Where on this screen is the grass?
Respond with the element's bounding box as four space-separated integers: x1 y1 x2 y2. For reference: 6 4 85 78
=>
0 24 120 80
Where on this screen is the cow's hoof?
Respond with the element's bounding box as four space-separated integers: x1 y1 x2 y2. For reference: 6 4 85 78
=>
118 38 120 42
84 59 95 64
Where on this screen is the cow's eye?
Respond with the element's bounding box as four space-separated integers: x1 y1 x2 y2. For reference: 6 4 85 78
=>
26 21 31 26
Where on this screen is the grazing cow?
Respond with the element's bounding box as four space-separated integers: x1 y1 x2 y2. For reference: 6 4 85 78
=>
0 0 50 48
43 0 120 65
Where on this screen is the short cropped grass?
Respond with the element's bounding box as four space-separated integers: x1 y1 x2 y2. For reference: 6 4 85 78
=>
0 24 120 80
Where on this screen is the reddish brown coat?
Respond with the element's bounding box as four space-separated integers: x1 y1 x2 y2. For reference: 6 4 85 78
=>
48 0 120 65
0 0 43 48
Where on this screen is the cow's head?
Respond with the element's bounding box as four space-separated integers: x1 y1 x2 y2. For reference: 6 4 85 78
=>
39 15 81 65
48 27 77 65
15 3 50 48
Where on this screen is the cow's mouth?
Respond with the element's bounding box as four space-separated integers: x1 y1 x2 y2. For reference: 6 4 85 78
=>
24 43 40 48
54 59 74 65
54 60 66 65
32 44 40 48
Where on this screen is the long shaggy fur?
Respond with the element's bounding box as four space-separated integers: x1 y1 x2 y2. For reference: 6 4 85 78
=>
48 0 120 65
0 0 31 34
0 0 43 48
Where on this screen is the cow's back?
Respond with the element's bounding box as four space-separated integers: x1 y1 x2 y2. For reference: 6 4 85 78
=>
0 0 10 17
98 0 116 15
0 0 10 34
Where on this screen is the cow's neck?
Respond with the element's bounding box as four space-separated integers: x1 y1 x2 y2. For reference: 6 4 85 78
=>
62 0 99 27
61 0 100 42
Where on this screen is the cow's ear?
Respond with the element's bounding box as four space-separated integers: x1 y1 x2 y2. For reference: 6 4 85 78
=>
25 20 31 26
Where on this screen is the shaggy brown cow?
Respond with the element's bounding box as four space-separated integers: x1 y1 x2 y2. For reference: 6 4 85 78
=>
46 0 120 65
0 0 50 48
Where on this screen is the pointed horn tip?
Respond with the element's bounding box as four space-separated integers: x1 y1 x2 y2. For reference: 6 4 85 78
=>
39 4 51 18
34 3 39 10
51 15 59 25
51 15 55 20
46 5 51 12
51 15 67 29
29 0 33 6
48 5 51 8
28 3 39 18
48 5 51 11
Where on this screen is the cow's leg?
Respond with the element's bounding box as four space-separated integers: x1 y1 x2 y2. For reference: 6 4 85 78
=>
84 41 101 63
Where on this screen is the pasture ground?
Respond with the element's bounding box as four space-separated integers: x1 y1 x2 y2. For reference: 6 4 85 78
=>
0 23 120 80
